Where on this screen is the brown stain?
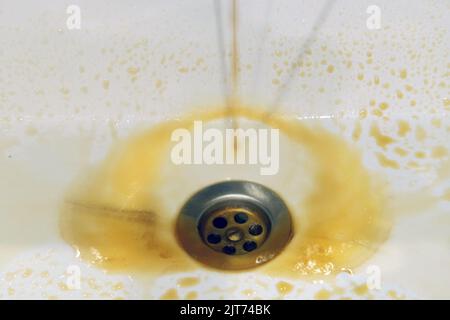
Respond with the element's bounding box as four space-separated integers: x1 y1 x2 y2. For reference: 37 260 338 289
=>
399 69 407 79
376 153 399 169
415 151 426 159
443 189 450 201
353 284 369 296
276 281 294 296
60 105 391 279
378 102 389 110
314 289 331 300
230 0 239 102
327 65 335 73
229 0 240 152
352 122 362 141
431 119 441 128
370 124 395 149
388 290 404 300
177 277 200 288
415 126 427 142
431 146 447 159
397 120 411 137
102 80 110 90
394 147 408 157
161 288 179 300
185 291 198 299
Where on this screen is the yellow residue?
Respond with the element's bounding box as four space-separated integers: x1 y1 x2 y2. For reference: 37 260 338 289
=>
399 69 407 79
354 284 369 296
443 98 450 108
161 288 179 300
394 147 408 157
379 102 389 110
359 109 368 119
443 189 450 201
388 290 404 300
352 122 362 141
112 282 124 291
327 65 335 73
397 120 411 137
196 58 204 66
60 87 70 95
127 66 139 76
102 80 110 90
87 278 100 290
414 151 426 159
58 282 69 291
177 277 200 288
431 146 447 159
407 161 420 169
370 124 395 149
374 76 380 85
276 281 294 296
185 291 198 299
178 67 189 73
372 109 383 117
396 90 404 99
431 118 441 128
315 289 331 300
22 268 33 278
415 126 427 141
376 153 399 169
26 126 38 136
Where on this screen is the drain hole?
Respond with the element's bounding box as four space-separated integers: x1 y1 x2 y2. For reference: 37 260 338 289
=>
243 241 257 252
249 224 263 236
222 246 236 255
234 212 248 224
207 233 221 244
226 228 243 242
212 217 228 229
177 181 292 269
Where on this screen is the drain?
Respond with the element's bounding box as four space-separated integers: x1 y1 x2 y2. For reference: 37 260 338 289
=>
176 181 293 270
199 205 270 256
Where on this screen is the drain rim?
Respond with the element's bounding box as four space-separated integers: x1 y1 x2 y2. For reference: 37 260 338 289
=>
176 180 293 270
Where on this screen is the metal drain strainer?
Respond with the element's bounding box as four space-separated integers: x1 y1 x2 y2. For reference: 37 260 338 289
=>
176 181 293 270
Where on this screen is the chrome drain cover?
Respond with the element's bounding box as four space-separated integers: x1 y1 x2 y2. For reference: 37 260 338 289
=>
176 181 293 270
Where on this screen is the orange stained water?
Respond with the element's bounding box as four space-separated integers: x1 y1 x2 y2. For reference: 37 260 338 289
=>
60 104 392 278
370 124 395 149
229 0 240 151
